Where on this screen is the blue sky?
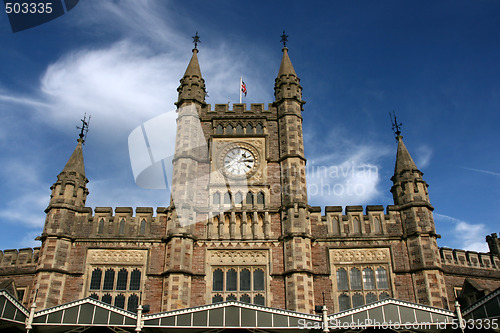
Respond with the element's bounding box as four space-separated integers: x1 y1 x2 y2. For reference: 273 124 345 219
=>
0 1 499 252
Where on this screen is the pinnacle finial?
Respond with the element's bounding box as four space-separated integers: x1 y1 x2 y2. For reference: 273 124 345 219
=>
389 110 402 140
76 114 91 144
192 31 201 50
280 31 288 48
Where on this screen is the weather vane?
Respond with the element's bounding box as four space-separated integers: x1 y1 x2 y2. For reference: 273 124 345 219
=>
280 31 288 48
192 31 200 49
389 110 402 139
76 113 91 143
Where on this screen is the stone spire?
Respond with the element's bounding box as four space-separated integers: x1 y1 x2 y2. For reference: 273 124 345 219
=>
274 47 304 107
61 138 85 177
176 41 206 106
390 135 430 206
47 138 89 209
394 135 418 175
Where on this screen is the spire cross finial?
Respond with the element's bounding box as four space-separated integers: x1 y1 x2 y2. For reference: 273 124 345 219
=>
76 113 91 143
192 31 201 50
389 110 402 140
280 30 288 48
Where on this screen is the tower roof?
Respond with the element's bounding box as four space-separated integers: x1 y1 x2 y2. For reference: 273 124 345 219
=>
394 135 418 174
177 46 206 106
278 47 297 78
183 48 203 79
62 138 86 177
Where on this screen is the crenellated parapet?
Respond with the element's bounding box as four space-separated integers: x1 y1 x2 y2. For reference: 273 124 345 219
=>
440 247 500 270
310 205 404 239
200 103 277 119
0 247 40 269
78 206 168 239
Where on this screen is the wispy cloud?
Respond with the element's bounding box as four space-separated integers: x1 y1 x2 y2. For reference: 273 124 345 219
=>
416 145 432 168
305 125 392 207
461 166 500 177
434 213 488 252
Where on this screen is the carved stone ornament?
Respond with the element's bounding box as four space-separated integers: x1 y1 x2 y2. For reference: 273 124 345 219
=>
87 249 148 265
330 248 390 264
208 250 268 265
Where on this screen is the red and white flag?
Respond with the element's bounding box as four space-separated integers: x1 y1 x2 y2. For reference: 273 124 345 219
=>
241 81 247 97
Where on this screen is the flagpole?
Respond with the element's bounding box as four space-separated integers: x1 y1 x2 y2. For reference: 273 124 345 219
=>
239 76 242 103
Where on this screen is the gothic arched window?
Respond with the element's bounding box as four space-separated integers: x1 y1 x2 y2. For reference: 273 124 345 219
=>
213 192 220 205
103 269 115 290
90 268 102 290
90 293 99 300
130 269 141 290
226 269 237 291
119 219 125 235
253 269 265 291
254 294 265 306
213 269 223 291
366 292 377 304
235 192 243 205
255 124 263 134
102 293 112 304
212 294 223 303
246 192 253 205
114 294 125 309
352 293 364 308
240 294 251 303
363 268 375 290
337 268 348 290
338 294 351 311
226 124 234 134
240 268 251 291
140 219 146 235
98 219 104 234
246 124 253 134
350 268 362 290
379 292 390 300
127 294 139 313
117 268 128 290
257 192 265 205
376 267 388 289
226 294 237 301
236 124 244 134
216 124 223 134
224 192 232 205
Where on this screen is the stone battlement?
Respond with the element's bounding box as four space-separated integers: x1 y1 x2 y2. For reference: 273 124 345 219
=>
203 103 276 114
0 247 40 267
67 206 170 239
309 205 403 237
440 247 500 270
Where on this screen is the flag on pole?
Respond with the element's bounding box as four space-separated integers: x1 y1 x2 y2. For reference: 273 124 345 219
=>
241 81 247 97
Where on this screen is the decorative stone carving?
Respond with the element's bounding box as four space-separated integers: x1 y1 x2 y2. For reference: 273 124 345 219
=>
330 248 390 264
208 250 268 265
87 249 147 265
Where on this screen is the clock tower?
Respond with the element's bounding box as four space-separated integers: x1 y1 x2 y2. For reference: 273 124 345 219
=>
164 34 313 313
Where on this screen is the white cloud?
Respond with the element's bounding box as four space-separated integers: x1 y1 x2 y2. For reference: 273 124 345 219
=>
416 145 432 168
461 166 500 177
434 213 489 252
307 144 391 207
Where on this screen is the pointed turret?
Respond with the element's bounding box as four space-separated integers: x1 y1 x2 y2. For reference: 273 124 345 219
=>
274 47 304 107
47 138 89 209
176 41 206 106
394 135 418 175
62 138 85 176
389 133 447 309
390 135 430 206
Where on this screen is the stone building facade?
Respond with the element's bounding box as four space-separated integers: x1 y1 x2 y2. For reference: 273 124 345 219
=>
1 44 499 317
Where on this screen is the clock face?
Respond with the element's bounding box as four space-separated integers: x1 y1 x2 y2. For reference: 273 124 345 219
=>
223 147 255 176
